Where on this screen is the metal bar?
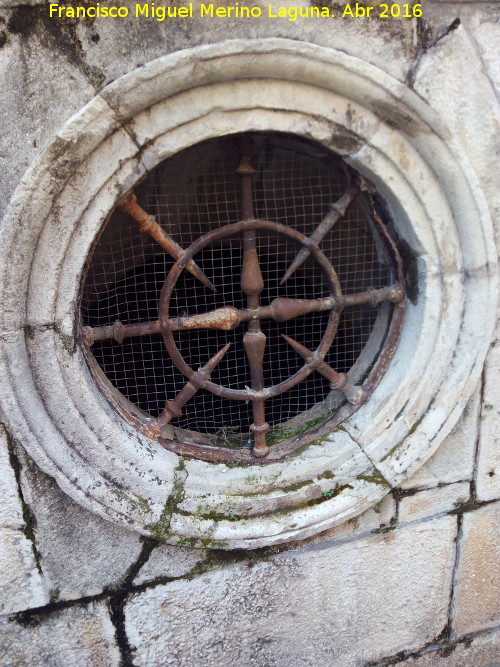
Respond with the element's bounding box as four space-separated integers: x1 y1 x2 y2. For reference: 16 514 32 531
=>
237 137 270 458
280 186 359 285
82 284 405 346
142 343 231 438
265 283 405 322
82 307 240 346
365 195 405 285
237 140 262 316
282 335 367 406
235 135 256 219
244 331 269 458
119 193 216 292
241 230 264 308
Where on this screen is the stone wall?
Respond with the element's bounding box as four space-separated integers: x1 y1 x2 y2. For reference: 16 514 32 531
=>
1 1 499 665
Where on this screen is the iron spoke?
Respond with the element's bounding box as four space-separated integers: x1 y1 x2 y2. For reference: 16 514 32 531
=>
367 197 405 285
282 335 366 406
119 193 216 292
280 186 359 285
82 308 240 346
142 343 231 439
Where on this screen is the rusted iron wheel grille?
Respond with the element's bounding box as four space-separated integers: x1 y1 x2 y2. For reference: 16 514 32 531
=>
81 133 405 462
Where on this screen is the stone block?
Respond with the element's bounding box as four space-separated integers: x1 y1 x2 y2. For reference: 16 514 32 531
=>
414 16 500 251
133 545 207 585
0 602 120 666
18 449 143 602
399 483 470 523
399 388 479 490
453 502 500 637
0 527 48 616
470 8 500 96
0 24 95 223
0 428 49 616
125 517 456 666
476 343 500 502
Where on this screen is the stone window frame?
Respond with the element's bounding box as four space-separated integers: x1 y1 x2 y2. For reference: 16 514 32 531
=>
0 39 496 549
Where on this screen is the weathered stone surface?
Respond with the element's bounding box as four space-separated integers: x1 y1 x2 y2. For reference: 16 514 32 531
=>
0 22 96 221
476 342 500 502
125 517 456 666
0 527 49 616
399 482 470 524
134 544 207 585
400 388 479 490
178 424 388 548
301 493 396 547
18 449 143 601
0 425 24 529
0 427 49 615
453 502 500 637
75 6 414 89
0 602 120 666
470 10 500 98
393 629 500 666
414 16 500 250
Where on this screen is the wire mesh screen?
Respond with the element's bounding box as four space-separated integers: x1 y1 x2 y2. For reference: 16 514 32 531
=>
81 133 392 439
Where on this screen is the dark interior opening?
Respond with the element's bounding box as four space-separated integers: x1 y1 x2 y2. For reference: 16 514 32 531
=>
81 132 392 439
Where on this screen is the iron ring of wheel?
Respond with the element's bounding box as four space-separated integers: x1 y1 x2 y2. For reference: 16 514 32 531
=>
158 219 344 406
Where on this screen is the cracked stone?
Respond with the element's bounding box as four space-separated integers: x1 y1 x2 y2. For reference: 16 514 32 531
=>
413 15 500 258
73 7 414 91
476 342 500 502
398 482 470 523
0 25 95 221
133 544 207 585
0 602 120 666
470 11 500 99
399 388 479 490
298 493 396 548
125 517 456 666
0 427 49 615
453 501 500 637
17 448 143 602
0 527 49 616
0 425 24 529
392 629 500 666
